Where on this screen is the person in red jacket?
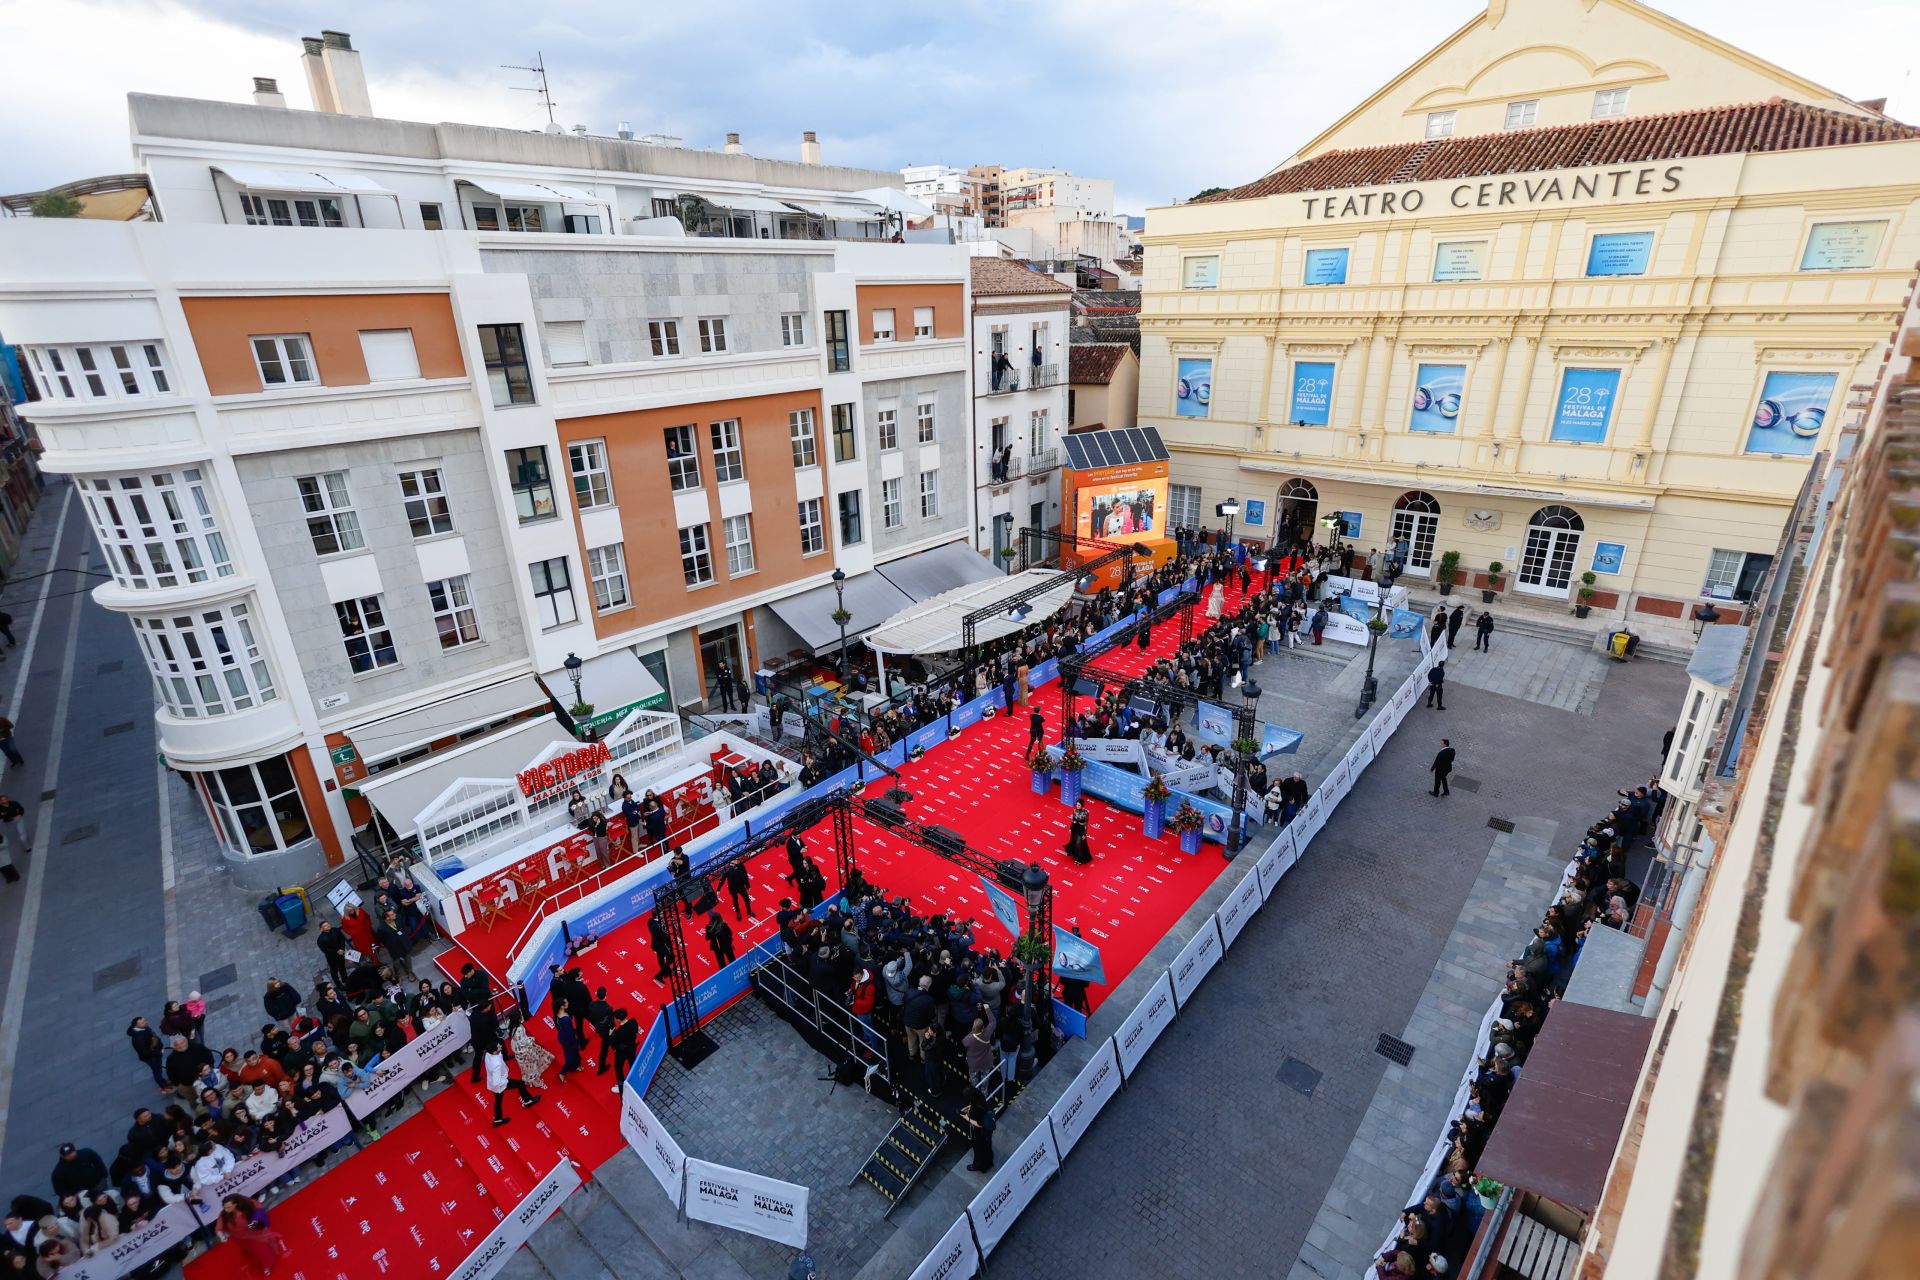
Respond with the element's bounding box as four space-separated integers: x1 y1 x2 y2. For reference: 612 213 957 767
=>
848 966 881 1058
339 903 377 959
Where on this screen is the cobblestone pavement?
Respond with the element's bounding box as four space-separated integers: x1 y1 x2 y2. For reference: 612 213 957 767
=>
1440 630 1613 714
983 635 1686 1278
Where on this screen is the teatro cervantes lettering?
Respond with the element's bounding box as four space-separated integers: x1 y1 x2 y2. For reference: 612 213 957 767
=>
1301 164 1684 220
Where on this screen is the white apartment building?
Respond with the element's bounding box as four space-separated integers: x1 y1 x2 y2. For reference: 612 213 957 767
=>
970 259 1073 563
0 33 981 888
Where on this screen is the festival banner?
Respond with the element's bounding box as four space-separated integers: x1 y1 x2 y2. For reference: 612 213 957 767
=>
56 1202 204 1280
1260 723 1303 757
908 1214 982 1280
629 1011 671 1094
685 1159 810 1248
1047 1038 1124 1161
1389 608 1424 641
345 1010 472 1119
1303 247 1350 285
1410 363 1466 434
1216 871 1265 949
1338 595 1372 624
1321 611 1371 646
449 1159 581 1280
1743 370 1835 457
620 1082 688 1208
1194 701 1234 747
1074 737 1146 767
1169 917 1225 1007
1175 358 1212 419
1324 574 1379 603
1168 785 1235 845
1289 360 1335 425
207 1106 354 1201
977 874 1025 941
1586 230 1653 277
1115 971 1178 1077
1159 761 1215 792
967 1122 1060 1257
1052 998 1088 1039
1054 928 1106 985
1255 825 1296 900
1550 367 1621 444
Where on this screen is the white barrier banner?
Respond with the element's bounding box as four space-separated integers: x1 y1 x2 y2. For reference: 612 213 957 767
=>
1217 871 1265 949
1160 762 1215 792
1321 611 1371 646
620 1083 687 1208
1047 1038 1123 1161
1075 738 1145 767
450 1158 580 1280
347 1009 472 1119
685 1158 809 1248
56 1201 203 1280
1324 575 1379 604
1115 971 1177 1077
908 1213 981 1280
1256 825 1296 899
1346 735 1375 774
1169 917 1225 1007
967 1122 1059 1257
208 1106 354 1202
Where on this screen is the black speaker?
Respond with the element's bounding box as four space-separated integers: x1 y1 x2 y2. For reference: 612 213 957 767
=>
925 825 966 856
863 797 907 829
994 858 1028 890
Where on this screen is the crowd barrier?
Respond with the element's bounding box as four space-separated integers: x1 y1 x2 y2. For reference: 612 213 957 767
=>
900 633 1446 1279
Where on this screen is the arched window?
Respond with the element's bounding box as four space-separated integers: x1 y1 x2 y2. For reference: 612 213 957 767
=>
1394 490 1441 515
1282 478 1319 501
1528 505 1585 531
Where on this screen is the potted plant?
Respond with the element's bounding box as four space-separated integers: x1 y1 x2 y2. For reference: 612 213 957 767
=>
1366 615 1389 636
1029 751 1053 795
1012 930 1051 968
1170 800 1205 856
1057 743 1088 806
1574 571 1597 619
570 701 595 722
1482 560 1504 604
1473 1176 1503 1211
1436 550 1461 596
1232 736 1260 757
831 607 852 627
1142 774 1172 838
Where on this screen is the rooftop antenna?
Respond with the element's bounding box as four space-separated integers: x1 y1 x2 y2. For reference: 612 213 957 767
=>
502 52 557 125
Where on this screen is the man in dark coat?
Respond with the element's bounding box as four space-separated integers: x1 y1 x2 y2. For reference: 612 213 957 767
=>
604 1009 640 1092
647 912 675 984
49 1144 108 1200
1425 662 1447 710
1474 610 1494 653
703 912 736 967
126 1016 167 1091
724 861 754 921
315 921 350 987
468 1004 501 1083
1430 739 1456 797
1446 604 1466 648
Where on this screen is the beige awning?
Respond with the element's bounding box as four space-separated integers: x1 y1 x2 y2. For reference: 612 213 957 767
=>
346 674 550 768
355 716 572 837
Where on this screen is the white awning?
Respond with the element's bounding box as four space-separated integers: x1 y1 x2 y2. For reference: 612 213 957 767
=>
214 165 394 196
346 673 551 767
356 717 574 837
461 178 601 203
876 540 1001 603
855 187 936 216
785 200 881 220
766 573 916 654
558 648 670 728
717 193 804 215
864 569 1078 657
314 170 394 194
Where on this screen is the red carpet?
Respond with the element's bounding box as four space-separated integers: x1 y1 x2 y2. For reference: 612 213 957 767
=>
192 572 1264 1278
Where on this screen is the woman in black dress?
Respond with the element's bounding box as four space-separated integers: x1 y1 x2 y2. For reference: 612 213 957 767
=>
1065 801 1093 864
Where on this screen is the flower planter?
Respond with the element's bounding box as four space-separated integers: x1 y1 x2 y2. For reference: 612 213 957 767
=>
1481 589 1497 603
1143 798 1167 840
1060 770 1083 806
1438 582 1453 596
1030 769 1051 796
1573 603 1592 619
1178 828 1203 856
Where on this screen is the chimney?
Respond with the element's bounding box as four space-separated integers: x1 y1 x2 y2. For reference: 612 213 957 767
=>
617 121 634 140
724 132 743 155
319 30 372 117
800 130 821 164
252 77 286 109
301 37 337 113
571 123 588 137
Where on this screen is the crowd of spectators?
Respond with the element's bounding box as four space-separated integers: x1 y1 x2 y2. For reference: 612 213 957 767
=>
1373 775 1667 1279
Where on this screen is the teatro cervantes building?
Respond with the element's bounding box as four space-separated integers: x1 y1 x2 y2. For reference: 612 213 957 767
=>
1141 0 1920 634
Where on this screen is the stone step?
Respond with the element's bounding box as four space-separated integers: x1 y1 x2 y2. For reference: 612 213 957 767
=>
1397 585 1693 663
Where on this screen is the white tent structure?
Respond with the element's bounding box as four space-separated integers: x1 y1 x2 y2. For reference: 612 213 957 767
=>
863 569 1079 690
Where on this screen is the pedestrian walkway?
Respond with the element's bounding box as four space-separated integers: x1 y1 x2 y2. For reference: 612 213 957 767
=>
1441 631 1612 715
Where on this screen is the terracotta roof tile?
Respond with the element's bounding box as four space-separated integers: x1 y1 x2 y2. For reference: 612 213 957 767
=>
1069 342 1130 385
970 258 1075 296
1201 100 1920 203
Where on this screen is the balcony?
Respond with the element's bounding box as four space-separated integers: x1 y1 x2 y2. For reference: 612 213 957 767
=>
981 363 1062 396
1026 446 1061 473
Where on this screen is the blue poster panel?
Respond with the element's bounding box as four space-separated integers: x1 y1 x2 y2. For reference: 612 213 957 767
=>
1243 499 1265 526
1744 371 1834 456
1337 511 1363 539
1550 367 1621 443
1303 247 1349 285
1290 361 1334 425
1175 358 1212 418
1586 231 1653 277
1409 364 1465 434
1591 542 1625 575
1799 221 1885 271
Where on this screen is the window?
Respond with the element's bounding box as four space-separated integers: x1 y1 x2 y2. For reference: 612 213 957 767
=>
916 400 936 444
919 469 940 519
336 595 399 673
652 197 676 219
1029 409 1051 456
1183 256 1220 289
649 320 681 357
872 309 896 342
798 498 824 555
296 472 364 555
1170 483 1203 528
358 329 420 381
678 524 714 587
427 575 481 649
913 306 934 338
240 194 343 228
131 602 276 718
722 515 756 575
568 440 613 509
205 756 311 856
587 544 630 612
251 335 316 387
420 202 443 230
710 419 745 483
1425 110 1456 138
825 310 851 372
478 324 534 405
563 213 602 235
882 477 904 529
506 447 556 522
542 320 589 367
831 403 858 462
26 343 173 401
497 204 544 233
1504 99 1539 129
878 407 899 451
529 557 579 627
78 469 233 589
1593 87 1631 118
398 468 453 538
471 205 500 231
837 491 864 546
665 425 700 491
1703 549 1773 603
789 409 818 468
781 313 806 347
698 317 728 354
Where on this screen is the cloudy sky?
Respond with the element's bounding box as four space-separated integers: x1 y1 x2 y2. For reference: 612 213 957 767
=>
1 0 1914 211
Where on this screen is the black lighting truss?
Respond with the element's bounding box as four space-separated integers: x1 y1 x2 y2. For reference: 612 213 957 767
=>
961 537 1151 653
1077 579 1200 673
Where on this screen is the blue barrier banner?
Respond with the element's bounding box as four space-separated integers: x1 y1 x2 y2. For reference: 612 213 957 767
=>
1054 929 1106 984
1170 786 1234 845
519 928 571 1011
877 742 907 771
625 1011 670 1095
1073 756 1148 815
907 723 946 755
977 874 1024 939
664 897 841 1036
1053 999 1088 1039
1029 658 1060 687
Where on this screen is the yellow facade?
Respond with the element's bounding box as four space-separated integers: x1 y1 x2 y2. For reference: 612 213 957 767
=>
1142 0 1920 627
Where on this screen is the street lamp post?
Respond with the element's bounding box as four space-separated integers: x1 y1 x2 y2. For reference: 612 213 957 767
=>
1230 679 1261 854
831 568 850 680
1354 595 1385 719
1021 862 1055 1034
563 649 584 711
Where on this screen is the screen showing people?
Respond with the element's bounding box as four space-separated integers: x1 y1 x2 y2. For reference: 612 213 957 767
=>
1079 482 1164 544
